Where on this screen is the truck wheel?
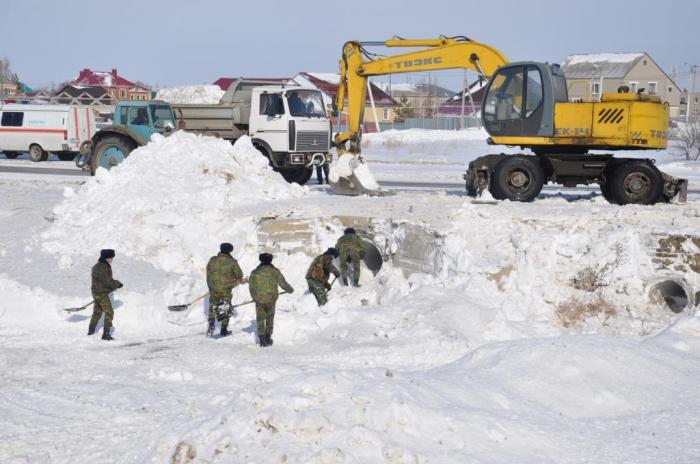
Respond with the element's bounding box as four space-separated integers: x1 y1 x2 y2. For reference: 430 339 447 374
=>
3 152 19 159
610 161 663 205
280 167 313 185
90 136 134 175
465 166 478 196
29 144 48 162
490 156 544 202
57 152 75 162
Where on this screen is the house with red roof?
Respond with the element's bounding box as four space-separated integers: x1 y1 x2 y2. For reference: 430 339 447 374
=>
71 68 150 102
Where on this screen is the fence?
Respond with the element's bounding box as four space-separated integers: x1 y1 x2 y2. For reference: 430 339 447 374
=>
359 116 482 133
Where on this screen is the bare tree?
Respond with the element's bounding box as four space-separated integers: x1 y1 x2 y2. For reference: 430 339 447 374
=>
675 120 700 160
0 57 10 79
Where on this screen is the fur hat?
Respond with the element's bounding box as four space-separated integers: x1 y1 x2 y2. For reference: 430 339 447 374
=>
324 247 339 258
220 243 234 254
259 252 273 264
344 227 356 235
100 249 115 259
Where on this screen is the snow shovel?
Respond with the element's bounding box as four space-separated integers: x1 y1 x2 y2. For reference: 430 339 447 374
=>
168 292 209 312
63 300 95 312
215 291 289 321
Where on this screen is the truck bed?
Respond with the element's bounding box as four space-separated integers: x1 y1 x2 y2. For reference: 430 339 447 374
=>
172 103 250 140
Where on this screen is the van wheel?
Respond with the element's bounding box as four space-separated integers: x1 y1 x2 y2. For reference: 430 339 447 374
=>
29 144 48 162
90 136 135 175
3 152 19 159
490 156 544 202
57 152 76 162
610 161 663 205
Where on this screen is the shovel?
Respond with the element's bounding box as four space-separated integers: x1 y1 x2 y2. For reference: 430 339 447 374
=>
168 292 209 312
63 300 95 312
215 291 289 321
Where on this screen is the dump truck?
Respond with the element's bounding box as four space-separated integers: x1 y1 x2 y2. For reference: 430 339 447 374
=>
172 79 332 185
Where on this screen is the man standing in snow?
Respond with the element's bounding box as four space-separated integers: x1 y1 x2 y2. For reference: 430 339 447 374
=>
249 253 294 347
335 228 366 287
206 243 245 337
88 249 123 341
306 247 340 306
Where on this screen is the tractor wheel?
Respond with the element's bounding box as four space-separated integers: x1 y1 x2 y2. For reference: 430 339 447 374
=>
57 152 76 162
490 156 544 202
29 144 48 162
3 152 19 159
90 136 135 175
609 161 663 205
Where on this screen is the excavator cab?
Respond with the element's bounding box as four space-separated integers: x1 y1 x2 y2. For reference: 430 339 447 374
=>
482 62 567 139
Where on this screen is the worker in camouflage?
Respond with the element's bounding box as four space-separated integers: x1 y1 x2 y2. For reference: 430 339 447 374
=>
249 253 294 347
306 247 340 306
88 249 123 341
206 243 245 337
335 228 366 287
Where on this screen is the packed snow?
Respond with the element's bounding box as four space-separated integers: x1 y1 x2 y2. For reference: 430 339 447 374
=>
1 129 699 463
155 85 224 104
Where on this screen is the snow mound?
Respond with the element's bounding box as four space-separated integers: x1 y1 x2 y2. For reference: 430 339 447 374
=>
41 131 308 273
328 154 380 191
155 85 224 104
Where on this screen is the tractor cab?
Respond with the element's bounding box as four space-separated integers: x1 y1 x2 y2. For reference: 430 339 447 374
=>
113 101 176 140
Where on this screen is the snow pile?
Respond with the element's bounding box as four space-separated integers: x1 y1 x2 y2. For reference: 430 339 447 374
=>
41 131 308 273
0 275 63 332
155 85 224 104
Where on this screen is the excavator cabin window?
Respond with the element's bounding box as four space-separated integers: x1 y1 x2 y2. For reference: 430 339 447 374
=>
483 65 545 136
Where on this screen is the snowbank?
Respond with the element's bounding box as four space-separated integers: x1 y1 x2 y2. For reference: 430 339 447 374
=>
41 131 308 274
155 85 224 104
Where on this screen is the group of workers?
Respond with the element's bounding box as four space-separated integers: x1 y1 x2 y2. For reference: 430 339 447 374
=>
87 228 367 346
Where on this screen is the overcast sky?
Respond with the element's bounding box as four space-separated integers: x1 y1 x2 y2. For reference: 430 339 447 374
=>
3 0 698 91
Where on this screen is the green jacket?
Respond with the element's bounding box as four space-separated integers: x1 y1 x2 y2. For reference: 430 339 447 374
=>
336 234 366 258
206 253 244 296
249 264 294 305
305 254 339 283
91 260 122 295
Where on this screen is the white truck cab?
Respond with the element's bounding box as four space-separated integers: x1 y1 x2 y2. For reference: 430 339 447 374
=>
172 80 332 185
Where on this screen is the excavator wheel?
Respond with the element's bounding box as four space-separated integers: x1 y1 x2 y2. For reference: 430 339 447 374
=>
490 156 544 202
609 160 663 205
279 167 313 185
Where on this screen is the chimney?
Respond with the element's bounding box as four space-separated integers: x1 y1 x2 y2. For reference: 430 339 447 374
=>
111 68 117 78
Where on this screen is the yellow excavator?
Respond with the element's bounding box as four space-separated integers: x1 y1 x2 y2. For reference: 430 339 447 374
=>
332 36 687 204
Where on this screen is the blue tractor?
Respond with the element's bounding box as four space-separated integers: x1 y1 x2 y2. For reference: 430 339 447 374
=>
77 100 177 174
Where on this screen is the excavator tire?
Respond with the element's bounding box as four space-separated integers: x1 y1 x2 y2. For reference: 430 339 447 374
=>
490 156 544 202
280 167 313 185
609 160 663 205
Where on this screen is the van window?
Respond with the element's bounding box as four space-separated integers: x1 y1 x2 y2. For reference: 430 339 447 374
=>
1 112 24 127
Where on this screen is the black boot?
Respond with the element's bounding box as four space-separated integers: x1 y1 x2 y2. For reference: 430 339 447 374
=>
101 328 113 341
206 321 215 337
340 278 348 286
220 325 232 337
267 334 273 346
87 326 96 336
258 334 267 347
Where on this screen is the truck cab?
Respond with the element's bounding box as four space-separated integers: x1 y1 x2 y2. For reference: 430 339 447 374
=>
248 86 331 183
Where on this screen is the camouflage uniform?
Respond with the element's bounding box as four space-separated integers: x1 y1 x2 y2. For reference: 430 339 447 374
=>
88 260 123 333
335 233 366 286
206 252 244 329
249 264 294 339
306 254 339 305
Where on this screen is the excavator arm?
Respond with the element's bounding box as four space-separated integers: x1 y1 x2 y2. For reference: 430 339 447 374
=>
334 36 509 153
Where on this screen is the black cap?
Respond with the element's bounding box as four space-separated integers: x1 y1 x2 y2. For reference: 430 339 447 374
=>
220 243 234 254
324 247 339 258
100 249 115 259
344 227 356 235
259 252 273 264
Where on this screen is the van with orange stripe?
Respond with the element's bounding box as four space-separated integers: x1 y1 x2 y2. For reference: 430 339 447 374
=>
0 103 97 162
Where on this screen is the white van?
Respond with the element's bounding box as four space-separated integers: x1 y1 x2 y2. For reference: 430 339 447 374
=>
0 103 97 161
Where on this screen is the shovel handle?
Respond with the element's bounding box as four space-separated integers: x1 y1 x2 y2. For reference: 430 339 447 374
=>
189 292 209 306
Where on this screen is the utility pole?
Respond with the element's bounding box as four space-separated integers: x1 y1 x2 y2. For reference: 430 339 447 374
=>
686 64 697 123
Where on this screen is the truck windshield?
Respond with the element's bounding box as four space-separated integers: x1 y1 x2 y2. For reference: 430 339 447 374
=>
149 104 175 128
286 90 325 117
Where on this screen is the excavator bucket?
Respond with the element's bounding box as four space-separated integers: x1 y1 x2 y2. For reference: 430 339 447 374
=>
329 154 388 196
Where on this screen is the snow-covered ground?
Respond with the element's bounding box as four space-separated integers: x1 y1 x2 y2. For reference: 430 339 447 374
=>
1 130 699 463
